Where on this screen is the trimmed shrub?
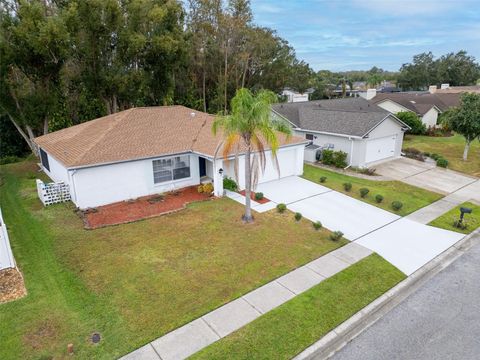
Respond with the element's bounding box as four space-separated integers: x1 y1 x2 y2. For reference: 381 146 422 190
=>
375 194 384 203
431 153 441 160
319 176 327 183
321 149 334 165
423 152 430 157
330 231 344 241
391 201 403 211
343 182 352 191
197 185 204 193
396 111 426 135
277 203 287 213
313 221 322 230
436 158 448 168
294 212 302 221
223 177 238 191
255 192 264 200
333 151 348 168
359 188 370 198
202 183 214 194
403 147 425 162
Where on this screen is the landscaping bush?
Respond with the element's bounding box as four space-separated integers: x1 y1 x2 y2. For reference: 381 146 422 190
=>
202 183 214 194
255 192 264 200
375 194 384 203
0 156 22 165
197 185 204 193
453 219 469 230
343 182 352 191
321 149 334 165
319 176 327 183
313 221 322 230
403 147 425 162
396 111 426 135
358 167 377 176
431 153 441 160
423 152 430 157
294 212 302 221
359 188 370 198
223 177 238 191
277 203 287 213
436 157 449 168
391 201 403 211
332 151 348 168
330 231 344 241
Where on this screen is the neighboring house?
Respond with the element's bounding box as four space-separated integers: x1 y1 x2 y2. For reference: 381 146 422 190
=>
281 88 311 102
34 106 307 209
272 98 409 168
429 84 480 94
371 92 461 128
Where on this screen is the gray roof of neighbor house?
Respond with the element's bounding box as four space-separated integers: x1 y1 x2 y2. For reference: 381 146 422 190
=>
371 92 461 114
272 98 404 138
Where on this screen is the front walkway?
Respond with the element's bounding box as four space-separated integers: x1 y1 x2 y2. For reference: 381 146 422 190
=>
120 242 373 360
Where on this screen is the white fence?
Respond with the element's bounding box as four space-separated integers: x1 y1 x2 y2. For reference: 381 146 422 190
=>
36 179 71 206
0 207 15 270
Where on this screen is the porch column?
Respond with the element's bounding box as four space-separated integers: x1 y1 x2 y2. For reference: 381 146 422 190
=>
213 159 224 197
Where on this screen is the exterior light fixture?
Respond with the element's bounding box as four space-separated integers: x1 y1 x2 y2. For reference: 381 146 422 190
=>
218 168 224 176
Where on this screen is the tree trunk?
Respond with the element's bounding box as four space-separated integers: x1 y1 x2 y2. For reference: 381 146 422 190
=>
243 143 253 223
202 67 207 113
463 140 470 161
224 39 228 114
43 117 49 135
7 113 38 155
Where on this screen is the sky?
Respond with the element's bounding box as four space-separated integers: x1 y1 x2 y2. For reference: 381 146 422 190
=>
250 0 480 71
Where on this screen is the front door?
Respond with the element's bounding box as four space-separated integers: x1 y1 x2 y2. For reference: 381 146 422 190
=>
199 157 207 177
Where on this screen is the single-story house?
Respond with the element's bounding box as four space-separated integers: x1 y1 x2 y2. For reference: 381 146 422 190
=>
371 92 460 128
272 98 409 168
34 106 307 209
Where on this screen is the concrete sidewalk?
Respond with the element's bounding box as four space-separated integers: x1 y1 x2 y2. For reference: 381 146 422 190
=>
120 242 373 360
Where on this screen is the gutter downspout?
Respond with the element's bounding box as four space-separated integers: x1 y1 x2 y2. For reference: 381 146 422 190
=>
344 137 354 170
70 169 78 206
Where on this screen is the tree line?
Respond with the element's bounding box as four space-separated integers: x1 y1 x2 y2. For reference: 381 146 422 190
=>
0 0 309 154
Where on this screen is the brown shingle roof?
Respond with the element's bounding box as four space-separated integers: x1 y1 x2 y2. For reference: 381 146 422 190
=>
34 106 306 168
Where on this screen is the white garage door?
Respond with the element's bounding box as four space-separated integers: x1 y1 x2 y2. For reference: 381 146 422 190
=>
365 135 396 163
259 147 298 183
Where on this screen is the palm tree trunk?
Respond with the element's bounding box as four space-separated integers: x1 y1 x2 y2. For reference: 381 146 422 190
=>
243 145 253 222
463 140 470 161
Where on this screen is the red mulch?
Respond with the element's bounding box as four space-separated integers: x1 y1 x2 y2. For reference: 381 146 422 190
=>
81 186 213 229
239 190 270 204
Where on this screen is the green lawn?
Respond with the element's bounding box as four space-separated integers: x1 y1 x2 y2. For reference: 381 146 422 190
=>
0 160 348 360
303 164 443 216
429 202 480 234
403 134 480 177
191 254 405 360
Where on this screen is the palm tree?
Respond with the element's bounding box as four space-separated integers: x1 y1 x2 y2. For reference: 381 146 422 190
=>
212 88 291 223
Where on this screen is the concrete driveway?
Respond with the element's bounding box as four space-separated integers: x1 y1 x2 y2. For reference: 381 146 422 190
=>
255 176 465 275
375 157 479 199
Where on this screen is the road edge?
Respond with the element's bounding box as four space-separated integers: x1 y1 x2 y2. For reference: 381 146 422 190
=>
293 228 480 360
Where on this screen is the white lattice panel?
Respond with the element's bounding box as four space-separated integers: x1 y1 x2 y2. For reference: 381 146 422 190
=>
36 179 71 206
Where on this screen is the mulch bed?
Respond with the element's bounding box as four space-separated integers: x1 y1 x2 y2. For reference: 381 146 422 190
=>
239 190 271 204
80 186 213 229
0 268 27 304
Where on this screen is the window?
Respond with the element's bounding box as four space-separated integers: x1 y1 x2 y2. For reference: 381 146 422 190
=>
152 155 190 184
40 148 50 171
305 133 314 141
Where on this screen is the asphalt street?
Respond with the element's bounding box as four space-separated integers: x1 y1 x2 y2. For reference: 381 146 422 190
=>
333 237 480 360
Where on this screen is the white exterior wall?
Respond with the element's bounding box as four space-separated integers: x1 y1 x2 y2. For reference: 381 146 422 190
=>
71 153 201 209
295 130 355 165
376 100 409 114
41 151 70 184
223 145 305 190
421 107 439 128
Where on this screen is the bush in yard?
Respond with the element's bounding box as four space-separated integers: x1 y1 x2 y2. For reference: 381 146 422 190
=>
453 219 468 230
359 188 370 198
431 153 441 160
0 156 22 165
343 182 352 191
391 201 403 211
403 147 425 162
332 151 348 168
255 192 264 200
436 157 449 168
423 152 430 157
330 231 344 241
396 111 426 135
319 176 327 183
294 212 302 221
313 221 322 230
375 194 384 203
277 203 287 213
223 177 238 191
202 183 214 194
321 149 334 165
197 185 204 193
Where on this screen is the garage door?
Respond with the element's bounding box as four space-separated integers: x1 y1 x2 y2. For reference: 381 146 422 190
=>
365 135 396 163
258 147 298 183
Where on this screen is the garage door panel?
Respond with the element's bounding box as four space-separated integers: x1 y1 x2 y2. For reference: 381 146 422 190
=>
258 149 297 184
366 136 396 163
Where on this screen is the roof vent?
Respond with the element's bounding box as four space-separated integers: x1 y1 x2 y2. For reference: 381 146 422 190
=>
190 112 196 118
